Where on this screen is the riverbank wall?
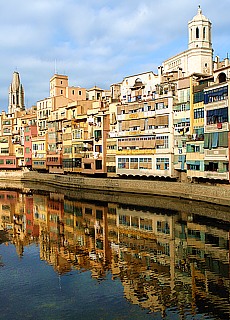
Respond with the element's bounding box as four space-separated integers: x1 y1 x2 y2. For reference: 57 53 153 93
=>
0 170 229 207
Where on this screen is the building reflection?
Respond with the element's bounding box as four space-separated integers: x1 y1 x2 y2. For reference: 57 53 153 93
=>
0 190 229 319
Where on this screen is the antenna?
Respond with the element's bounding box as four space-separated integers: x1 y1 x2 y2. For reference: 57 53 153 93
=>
54 59 57 74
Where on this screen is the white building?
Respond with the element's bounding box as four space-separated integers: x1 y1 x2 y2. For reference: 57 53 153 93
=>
120 71 159 104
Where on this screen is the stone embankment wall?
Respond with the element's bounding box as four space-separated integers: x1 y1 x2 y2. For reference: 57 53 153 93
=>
0 171 229 206
18 171 230 206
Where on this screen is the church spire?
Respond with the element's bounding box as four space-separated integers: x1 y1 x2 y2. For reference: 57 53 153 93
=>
8 71 25 114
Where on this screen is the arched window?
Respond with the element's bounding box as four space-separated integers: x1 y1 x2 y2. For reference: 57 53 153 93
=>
196 27 199 39
13 95 15 104
218 73 226 83
203 27 206 39
134 78 143 87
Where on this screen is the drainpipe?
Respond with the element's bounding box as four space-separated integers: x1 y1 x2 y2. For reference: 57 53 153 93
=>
190 76 194 136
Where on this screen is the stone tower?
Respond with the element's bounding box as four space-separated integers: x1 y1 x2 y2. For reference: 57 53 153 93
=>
8 71 25 114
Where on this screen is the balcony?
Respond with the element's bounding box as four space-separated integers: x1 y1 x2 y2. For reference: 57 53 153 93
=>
205 122 229 132
109 131 118 138
204 171 229 180
46 150 62 155
117 130 142 137
204 148 228 160
186 134 204 142
46 155 62 166
116 149 155 155
205 98 227 109
187 170 205 178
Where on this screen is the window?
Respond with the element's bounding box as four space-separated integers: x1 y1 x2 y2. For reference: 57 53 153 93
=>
3 120 11 125
206 107 228 124
180 104 186 111
85 207 92 215
61 90 63 94
187 144 200 153
187 164 200 171
96 210 103 220
130 158 138 169
2 205 10 210
1 148 9 154
17 148 23 155
79 90 82 96
73 129 82 139
156 158 169 170
204 131 228 149
95 160 102 170
157 221 170 234
94 130 102 140
140 218 152 230
95 145 102 153
64 147 72 154
194 108 204 119
196 27 199 38
34 161 45 166
204 162 218 172
25 136 30 141
156 136 169 149
182 140 186 148
73 158 81 168
155 102 167 110
139 158 152 170
118 158 129 169
6 159 14 165
204 86 228 104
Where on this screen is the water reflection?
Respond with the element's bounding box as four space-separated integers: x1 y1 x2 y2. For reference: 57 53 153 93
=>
0 189 229 319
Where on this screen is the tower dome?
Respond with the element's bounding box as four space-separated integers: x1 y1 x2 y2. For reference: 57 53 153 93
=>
192 5 209 22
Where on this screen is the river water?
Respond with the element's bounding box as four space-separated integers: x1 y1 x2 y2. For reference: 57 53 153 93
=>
0 188 229 320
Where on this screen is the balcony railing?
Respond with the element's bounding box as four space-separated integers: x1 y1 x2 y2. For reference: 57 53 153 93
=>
204 171 229 180
116 149 155 155
205 122 229 132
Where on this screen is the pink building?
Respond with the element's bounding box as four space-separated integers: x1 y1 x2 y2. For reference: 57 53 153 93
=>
24 124 38 168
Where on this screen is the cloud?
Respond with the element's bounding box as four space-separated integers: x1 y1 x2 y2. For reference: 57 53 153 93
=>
0 0 230 110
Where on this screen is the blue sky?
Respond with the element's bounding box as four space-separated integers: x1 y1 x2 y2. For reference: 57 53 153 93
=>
0 0 230 111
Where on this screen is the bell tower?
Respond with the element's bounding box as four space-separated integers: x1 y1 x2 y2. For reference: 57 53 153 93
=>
8 71 25 114
188 5 212 50
162 6 213 76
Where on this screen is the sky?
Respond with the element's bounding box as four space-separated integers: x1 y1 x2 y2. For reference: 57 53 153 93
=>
1 0 230 111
